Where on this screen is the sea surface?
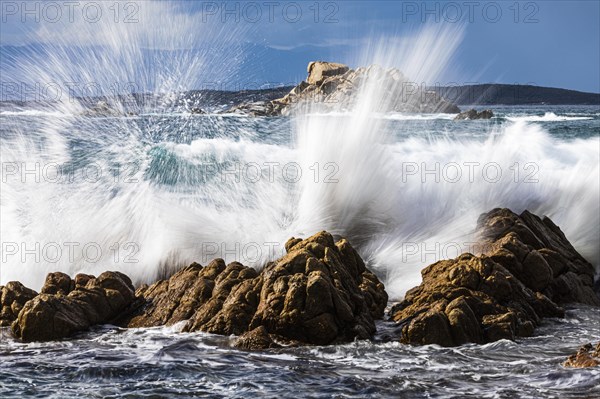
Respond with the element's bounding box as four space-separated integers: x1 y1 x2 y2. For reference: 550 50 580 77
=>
1 104 599 398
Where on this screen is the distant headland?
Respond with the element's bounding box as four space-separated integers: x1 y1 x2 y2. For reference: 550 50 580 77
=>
430 83 600 106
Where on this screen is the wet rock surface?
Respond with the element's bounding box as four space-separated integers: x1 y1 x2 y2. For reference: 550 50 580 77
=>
478 208 599 306
81 101 125 117
228 61 460 116
389 253 564 346
563 342 600 368
234 326 300 350
227 101 280 116
123 231 388 348
389 208 598 346
454 109 494 120
40 272 76 295
4 211 597 350
12 272 136 342
0 282 38 327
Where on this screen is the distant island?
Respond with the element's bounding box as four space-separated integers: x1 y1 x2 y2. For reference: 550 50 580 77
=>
192 83 600 109
430 84 600 106
193 82 600 108
2 83 598 113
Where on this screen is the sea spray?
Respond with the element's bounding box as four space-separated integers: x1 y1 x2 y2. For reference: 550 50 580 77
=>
0 1 252 288
289 24 599 297
292 111 599 298
1 21 598 299
2 113 599 298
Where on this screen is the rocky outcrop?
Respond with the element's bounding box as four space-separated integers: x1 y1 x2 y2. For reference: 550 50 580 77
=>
390 253 564 346
306 61 350 85
0 282 38 327
12 272 136 342
454 109 494 120
81 101 123 117
5 232 385 346
563 342 600 368
6 210 595 351
390 209 598 347
123 231 388 348
227 101 280 117
229 61 460 116
477 209 599 306
123 259 258 331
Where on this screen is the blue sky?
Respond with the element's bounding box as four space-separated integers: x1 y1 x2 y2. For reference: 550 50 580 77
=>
1 1 599 92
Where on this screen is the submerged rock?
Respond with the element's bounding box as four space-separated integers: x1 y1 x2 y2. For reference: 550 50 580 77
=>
0 282 38 327
390 209 598 347
12 272 136 342
123 231 388 348
189 107 205 114
234 326 301 350
454 109 494 120
563 342 600 368
228 101 281 117
228 61 460 116
81 101 123 117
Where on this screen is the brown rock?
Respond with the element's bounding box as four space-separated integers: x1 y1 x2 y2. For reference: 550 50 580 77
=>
446 297 484 344
390 209 598 347
12 271 135 342
390 252 562 347
563 342 600 368
123 231 388 349
307 61 349 85
0 282 38 327
74 274 95 287
234 326 301 350
478 208 600 306
403 302 454 347
41 272 75 295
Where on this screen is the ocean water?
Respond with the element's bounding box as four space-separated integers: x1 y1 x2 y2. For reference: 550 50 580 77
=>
1 104 599 295
0 305 598 399
1 104 599 398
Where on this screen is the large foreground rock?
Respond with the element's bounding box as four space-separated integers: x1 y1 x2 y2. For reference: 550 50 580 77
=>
123 231 387 348
563 342 600 368
229 61 460 116
478 209 599 306
390 209 598 347
390 253 564 346
0 282 38 327
12 272 135 342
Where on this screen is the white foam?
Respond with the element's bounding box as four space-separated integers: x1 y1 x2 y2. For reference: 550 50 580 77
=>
0 110 68 117
383 113 457 121
506 112 594 122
